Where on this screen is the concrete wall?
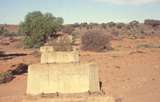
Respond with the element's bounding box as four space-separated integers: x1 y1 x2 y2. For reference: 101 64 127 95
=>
40 51 79 64
27 63 100 95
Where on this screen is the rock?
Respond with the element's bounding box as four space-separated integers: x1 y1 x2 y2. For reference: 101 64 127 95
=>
11 63 28 75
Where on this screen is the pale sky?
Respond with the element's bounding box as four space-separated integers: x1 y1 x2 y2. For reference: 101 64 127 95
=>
0 0 160 24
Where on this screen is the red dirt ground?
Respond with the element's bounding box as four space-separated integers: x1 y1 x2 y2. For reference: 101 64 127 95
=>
0 36 160 102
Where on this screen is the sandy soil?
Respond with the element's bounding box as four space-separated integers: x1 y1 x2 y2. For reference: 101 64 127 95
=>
0 36 160 102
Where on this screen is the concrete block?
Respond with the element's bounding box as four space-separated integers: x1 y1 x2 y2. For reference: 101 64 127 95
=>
40 51 79 64
27 63 100 95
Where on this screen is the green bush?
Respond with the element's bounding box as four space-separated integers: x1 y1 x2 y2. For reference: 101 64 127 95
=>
24 36 34 48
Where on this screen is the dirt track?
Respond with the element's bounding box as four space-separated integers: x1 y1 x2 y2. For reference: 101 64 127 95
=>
0 36 160 102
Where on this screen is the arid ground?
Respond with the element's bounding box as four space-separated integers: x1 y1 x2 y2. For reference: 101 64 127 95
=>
0 35 160 102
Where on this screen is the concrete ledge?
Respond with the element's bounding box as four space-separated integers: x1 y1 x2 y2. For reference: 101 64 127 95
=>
41 51 80 64
23 96 115 102
27 63 100 95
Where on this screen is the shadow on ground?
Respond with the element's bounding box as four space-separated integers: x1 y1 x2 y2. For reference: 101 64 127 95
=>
0 51 27 60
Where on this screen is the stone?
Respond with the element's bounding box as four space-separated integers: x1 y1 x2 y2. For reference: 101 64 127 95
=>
27 63 100 95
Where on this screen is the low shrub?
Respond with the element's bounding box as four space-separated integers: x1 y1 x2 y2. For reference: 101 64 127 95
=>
0 71 14 84
24 35 44 48
24 36 34 48
107 22 116 28
116 23 125 29
81 30 112 52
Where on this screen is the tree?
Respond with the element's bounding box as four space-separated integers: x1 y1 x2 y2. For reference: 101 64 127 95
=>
19 11 64 48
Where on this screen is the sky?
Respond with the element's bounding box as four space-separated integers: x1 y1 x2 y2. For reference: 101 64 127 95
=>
0 0 160 24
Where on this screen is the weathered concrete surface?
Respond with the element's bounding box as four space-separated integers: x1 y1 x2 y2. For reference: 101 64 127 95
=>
41 51 79 64
40 46 54 53
27 63 99 95
23 96 115 102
